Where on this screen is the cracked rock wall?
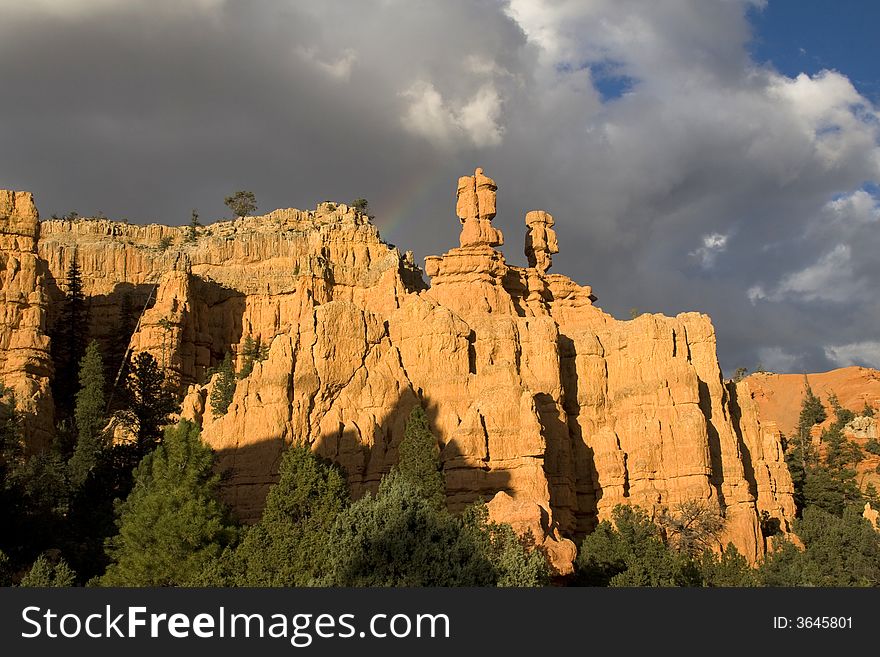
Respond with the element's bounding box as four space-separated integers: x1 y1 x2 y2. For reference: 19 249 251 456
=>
10 182 797 573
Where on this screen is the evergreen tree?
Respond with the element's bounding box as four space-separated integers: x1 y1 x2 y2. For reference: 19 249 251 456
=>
209 352 236 417
221 445 349 586
575 505 700 587
0 385 21 480
698 543 757 587
822 395 863 471
8 447 70 568
51 252 90 425
19 553 76 587
461 505 551 586
801 466 862 517
324 464 550 588
0 386 25 561
69 340 106 488
101 420 237 586
351 198 372 218
185 209 200 242
122 352 178 458
237 335 269 379
224 191 257 219
324 475 497 587
760 505 880 586
379 405 445 507
786 382 826 513
784 385 865 518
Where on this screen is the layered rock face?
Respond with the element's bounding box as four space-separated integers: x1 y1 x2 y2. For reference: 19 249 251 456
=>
38 204 424 388
9 172 798 572
0 191 54 448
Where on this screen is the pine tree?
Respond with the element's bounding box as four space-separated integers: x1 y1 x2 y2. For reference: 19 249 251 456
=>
123 352 178 457
461 505 551 586
238 335 270 379
185 209 200 242
325 464 549 587
698 543 757 587
223 445 349 586
101 420 237 586
379 405 445 507
19 553 76 587
0 386 25 562
51 252 90 424
69 340 106 488
325 475 497 587
209 352 237 416
786 382 827 513
760 505 880 586
224 191 257 219
575 505 700 586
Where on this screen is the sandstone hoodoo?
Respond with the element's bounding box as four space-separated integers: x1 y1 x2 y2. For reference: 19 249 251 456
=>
3 169 797 574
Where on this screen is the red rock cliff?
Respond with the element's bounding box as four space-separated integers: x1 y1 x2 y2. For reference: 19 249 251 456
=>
7 172 797 573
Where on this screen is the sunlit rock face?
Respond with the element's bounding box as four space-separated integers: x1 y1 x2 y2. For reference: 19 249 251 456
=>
10 171 797 573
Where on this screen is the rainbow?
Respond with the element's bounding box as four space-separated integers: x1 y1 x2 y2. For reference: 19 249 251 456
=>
375 166 452 242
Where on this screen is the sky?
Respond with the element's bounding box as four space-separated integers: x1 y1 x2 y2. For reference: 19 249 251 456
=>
1 0 878 376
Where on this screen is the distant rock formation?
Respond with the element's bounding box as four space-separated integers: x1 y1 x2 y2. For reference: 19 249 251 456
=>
743 366 880 501
3 173 800 573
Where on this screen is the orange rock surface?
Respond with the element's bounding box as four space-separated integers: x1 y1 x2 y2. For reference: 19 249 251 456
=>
5 173 800 573
0 191 54 448
743 367 880 496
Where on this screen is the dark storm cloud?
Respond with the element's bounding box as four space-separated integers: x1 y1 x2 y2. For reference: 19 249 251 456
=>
1 0 878 375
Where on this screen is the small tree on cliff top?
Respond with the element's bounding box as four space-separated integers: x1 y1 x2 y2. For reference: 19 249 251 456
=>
224 190 257 219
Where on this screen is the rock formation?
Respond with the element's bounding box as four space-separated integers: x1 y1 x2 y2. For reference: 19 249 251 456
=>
524 210 558 274
4 172 799 573
0 191 54 448
455 167 503 248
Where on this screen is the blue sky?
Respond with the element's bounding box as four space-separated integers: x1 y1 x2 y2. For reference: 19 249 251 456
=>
749 0 880 101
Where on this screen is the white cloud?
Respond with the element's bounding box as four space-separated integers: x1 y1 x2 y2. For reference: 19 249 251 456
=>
750 244 867 304
747 285 766 304
824 341 880 369
767 71 880 170
690 232 728 268
825 189 880 227
458 85 505 147
400 81 504 148
776 244 854 301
